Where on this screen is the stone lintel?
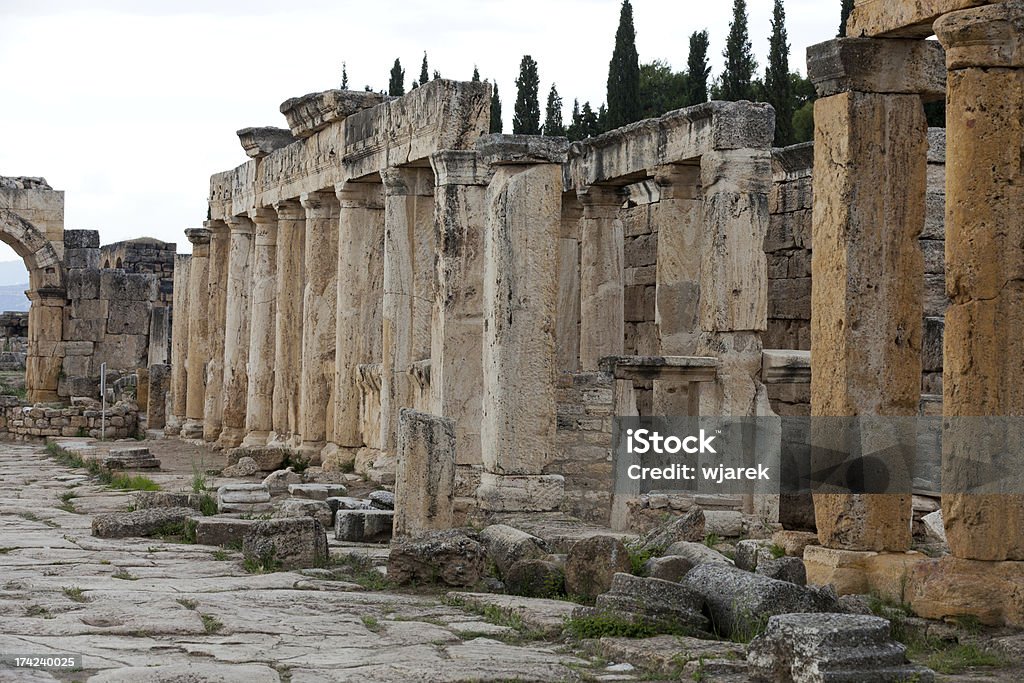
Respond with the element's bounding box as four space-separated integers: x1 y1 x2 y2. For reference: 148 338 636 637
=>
184 227 212 246
430 150 490 186
476 472 565 512
236 127 296 159
247 207 277 225
935 1 1024 69
203 219 228 234
762 349 811 384
279 89 391 139
771 142 815 181
848 0 992 39
577 184 627 216
477 134 569 166
598 355 719 383
29 286 66 302
225 216 254 235
299 190 340 217
807 38 946 99
273 199 304 221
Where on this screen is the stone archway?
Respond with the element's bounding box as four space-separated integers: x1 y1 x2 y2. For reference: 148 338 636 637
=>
0 208 66 403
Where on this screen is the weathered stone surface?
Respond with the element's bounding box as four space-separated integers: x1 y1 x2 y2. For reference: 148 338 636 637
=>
388 530 486 587
476 134 569 165
664 541 732 567
632 508 705 554
325 496 372 513
86 663 282 682
642 555 693 582
288 483 347 500
935 1 1024 69
279 89 389 139
242 517 328 570
394 409 455 536
335 509 393 543
848 0 989 38
599 635 746 679
273 498 333 528
735 539 774 571
129 491 202 511
704 510 745 537
480 524 547 577
921 510 946 543
103 447 159 469
446 592 576 638
756 556 808 586
564 535 632 602
748 613 935 683
192 516 257 547
227 446 289 471
217 483 271 513
683 563 838 638
586 572 709 634
807 38 946 99
262 467 302 493
907 556 1024 627
221 456 259 477
476 473 565 513
504 559 565 599
803 546 930 601
92 507 194 539
369 490 395 509
236 126 296 158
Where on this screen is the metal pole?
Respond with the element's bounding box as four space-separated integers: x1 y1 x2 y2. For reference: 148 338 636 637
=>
99 362 106 441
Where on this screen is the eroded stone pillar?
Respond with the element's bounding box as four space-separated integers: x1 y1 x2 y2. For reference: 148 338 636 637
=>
217 216 254 448
578 185 625 370
429 150 488 467
167 253 191 434
298 191 339 461
380 167 435 459
203 219 229 442
270 200 305 447
181 228 211 439
476 135 568 512
332 181 385 462
394 408 456 536
147 363 169 430
557 196 582 372
937 4 1024 562
807 37 943 552
26 289 64 404
242 208 278 447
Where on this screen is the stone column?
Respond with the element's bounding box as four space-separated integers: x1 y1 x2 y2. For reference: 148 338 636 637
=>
806 37 943 551
332 182 384 462
428 150 488 467
394 408 456 536
380 167 435 458
202 219 229 442
476 135 568 512
181 227 211 439
166 253 190 434
936 4 1024 562
270 200 305 447
217 215 254 449
242 207 278 447
147 363 169 430
298 190 339 461
577 185 625 370
557 197 582 372
26 289 64 404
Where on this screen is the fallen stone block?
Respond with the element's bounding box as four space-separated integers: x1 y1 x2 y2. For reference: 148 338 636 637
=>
335 509 393 542
565 535 632 603
369 490 395 510
242 517 328 570
325 496 372 513
756 556 808 586
664 541 733 567
683 563 838 639
217 483 272 514
704 510 745 537
388 529 485 587
92 507 194 539
273 498 333 528
771 530 819 557
748 613 935 682
599 635 745 679
735 539 774 571
583 572 709 634
103 447 159 470
504 559 565 599
227 446 289 471
192 516 257 546
632 508 705 554
129 491 202 511
288 483 347 500
262 467 302 493
921 509 946 543
221 456 260 477
642 555 693 583
480 524 547 576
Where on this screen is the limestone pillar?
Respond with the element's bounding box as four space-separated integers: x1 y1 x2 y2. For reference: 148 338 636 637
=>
557 197 582 372
147 363 169 430
476 135 568 512
577 185 625 370
380 167 435 457
428 150 488 467
26 289 64 404
298 190 339 460
332 182 384 458
242 207 278 447
181 228 211 439
167 253 191 434
936 4 1024 561
217 216 254 449
807 37 943 551
394 408 456 536
202 219 229 442
270 200 305 447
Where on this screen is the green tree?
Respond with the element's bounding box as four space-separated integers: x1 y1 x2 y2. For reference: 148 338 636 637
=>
684 30 711 106
388 58 405 97
790 71 817 142
839 0 854 37
341 62 348 89
490 82 503 133
721 0 757 101
513 55 541 135
544 84 566 136
582 102 601 138
765 0 795 145
567 100 583 141
606 0 642 129
639 60 687 119
419 53 430 86
472 66 481 82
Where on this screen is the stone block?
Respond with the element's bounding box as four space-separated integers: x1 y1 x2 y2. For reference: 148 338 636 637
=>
476 134 569 165
633 508 705 554
64 229 100 249
236 126 296 158
262 467 302 493
130 491 202 510
387 529 486 587
106 300 152 335
93 334 149 371
394 409 456 536
273 498 333 528
803 546 931 601
583 572 709 634
287 483 347 500
242 517 328 570
100 270 158 302
908 556 1024 627
279 89 389 139
564 535 632 602
476 472 564 513
193 517 257 547
66 269 101 303
227 446 288 471
756 556 808 586
664 541 733 567
807 38 946 99
334 509 393 542
771 530 820 557
479 524 547 577
368 490 395 509
325 496 372 513
504 559 565 599
65 247 100 270
642 555 693 582
91 507 194 538
922 317 944 373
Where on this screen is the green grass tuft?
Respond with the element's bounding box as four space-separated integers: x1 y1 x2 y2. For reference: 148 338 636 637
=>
62 586 88 603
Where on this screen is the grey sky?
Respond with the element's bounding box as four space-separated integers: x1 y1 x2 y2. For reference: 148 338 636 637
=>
0 0 838 263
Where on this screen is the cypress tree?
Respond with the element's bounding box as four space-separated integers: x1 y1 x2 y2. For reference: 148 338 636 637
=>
472 66 481 82
490 82 503 134
684 30 711 106
839 0 854 37
721 0 757 101
765 0 795 146
543 84 566 137
341 62 349 89
433 70 441 80
419 53 429 86
567 99 583 141
388 59 405 96
513 55 541 135
606 0 641 130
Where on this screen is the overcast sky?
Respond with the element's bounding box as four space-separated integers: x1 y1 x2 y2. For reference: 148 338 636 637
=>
0 0 838 265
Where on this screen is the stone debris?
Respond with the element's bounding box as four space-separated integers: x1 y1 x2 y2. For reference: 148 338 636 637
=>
221 456 259 477
226 446 288 471
684 563 838 639
388 530 485 587
756 556 808 586
369 489 395 510
103 446 159 469
242 517 329 570
747 613 936 682
273 498 333 528
335 508 393 542
771 530 820 557
631 507 705 554
262 467 303 493
664 540 733 566
325 496 372 512
479 524 547 576
129 490 202 510
191 516 257 546
922 509 946 543
578 573 709 634
217 483 271 513
564 535 632 603
92 506 194 538
504 559 565 599
287 482 347 500
642 555 693 582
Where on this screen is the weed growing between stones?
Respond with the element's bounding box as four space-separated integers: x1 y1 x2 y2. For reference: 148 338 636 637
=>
25 604 52 618
627 546 653 576
360 615 383 633
243 546 281 574
564 612 697 640
211 549 230 561
914 641 1008 674
62 586 88 603
200 614 224 634
768 544 786 559
111 568 137 580
176 598 198 610
326 554 390 590
46 442 159 491
190 457 207 493
198 492 218 516
57 491 77 512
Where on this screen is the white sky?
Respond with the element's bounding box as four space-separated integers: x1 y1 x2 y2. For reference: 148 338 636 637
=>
0 0 838 263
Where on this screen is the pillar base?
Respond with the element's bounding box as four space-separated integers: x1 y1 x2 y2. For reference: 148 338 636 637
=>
164 416 183 436
476 472 565 512
804 545 930 602
216 426 246 450
295 441 325 466
241 430 271 448
203 420 223 443
180 419 205 440
907 556 1024 628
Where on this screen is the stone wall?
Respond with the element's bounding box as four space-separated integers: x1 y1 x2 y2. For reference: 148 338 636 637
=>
0 312 28 371
99 237 176 307
0 396 139 441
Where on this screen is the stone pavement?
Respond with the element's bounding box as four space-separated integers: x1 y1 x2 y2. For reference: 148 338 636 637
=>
0 443 609 682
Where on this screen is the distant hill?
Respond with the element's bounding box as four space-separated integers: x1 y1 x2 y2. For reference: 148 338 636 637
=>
0 260 29 286
0 284 29 312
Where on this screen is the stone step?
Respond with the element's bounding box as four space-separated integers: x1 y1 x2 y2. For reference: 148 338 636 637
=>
109 446 151 456
103 448 160 469
335 509 393 542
